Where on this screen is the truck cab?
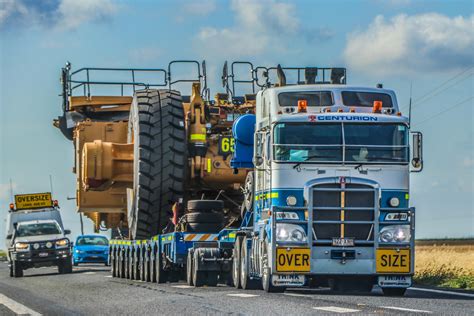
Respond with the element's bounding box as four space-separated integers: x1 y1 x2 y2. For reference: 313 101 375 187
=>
232 68 423 296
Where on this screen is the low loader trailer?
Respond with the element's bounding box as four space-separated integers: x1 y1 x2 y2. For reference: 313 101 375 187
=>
107 63 424 296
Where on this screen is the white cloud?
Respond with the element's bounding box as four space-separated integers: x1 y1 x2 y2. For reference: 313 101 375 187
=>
56 0 118 30
194 0 301 58
344 13 474 75
182 0 216 16
0 0 119 30
463 157 474 168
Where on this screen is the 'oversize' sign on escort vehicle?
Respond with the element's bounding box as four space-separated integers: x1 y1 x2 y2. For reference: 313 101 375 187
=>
276 247 310 272
14 192 52 210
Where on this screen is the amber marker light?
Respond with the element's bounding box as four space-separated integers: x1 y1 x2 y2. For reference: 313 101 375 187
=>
297 100 307 113
372 100 383 113
350 107 356 113
9 203 14 210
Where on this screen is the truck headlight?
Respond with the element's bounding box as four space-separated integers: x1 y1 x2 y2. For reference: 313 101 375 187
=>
56 239 69 248
379 225 410 243
15 242 29 250
276 224 307 242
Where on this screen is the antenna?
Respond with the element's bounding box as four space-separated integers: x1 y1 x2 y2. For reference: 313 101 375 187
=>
49 175 54 196
408 82 413 126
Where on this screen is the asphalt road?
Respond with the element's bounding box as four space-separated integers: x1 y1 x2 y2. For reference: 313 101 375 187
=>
0 263 472 315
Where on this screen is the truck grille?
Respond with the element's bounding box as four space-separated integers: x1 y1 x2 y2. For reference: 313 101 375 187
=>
312 183 375 245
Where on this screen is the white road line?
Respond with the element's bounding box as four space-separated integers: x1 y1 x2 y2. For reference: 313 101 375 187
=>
313 306 360 313
104 275 113 278
227 293 260 298
83 272 96 275
172 285 194 289
283 293 314 298
410 287 474 298
381 306 432 314
0 293 42 316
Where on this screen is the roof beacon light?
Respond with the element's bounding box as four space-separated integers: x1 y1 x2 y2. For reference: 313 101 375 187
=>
53 200 59 207
372 100 383 113
9 203 14 211
297 100 307 113
337 108 344 113
350 107 356 113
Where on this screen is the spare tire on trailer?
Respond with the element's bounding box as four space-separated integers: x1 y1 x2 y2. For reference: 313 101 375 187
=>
128 89 186 239
187 200 224 213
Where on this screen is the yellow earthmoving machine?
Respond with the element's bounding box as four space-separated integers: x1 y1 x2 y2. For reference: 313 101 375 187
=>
54 61 257 239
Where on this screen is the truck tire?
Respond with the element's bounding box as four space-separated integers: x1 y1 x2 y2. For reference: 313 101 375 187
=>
186 212 224 224
186 250 194 286
232 236 242 288
12 260 23 278
155 253 168 283
128 89 186 239
240 236 260 290
187 200 224 212
261 238 285 293
192 251 205 287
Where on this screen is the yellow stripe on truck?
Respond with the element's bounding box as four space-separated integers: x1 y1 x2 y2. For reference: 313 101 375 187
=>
190 134 206 141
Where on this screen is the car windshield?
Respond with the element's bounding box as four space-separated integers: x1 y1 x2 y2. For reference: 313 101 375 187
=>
16 222 62 237
76 236 109 246
274 123 408 164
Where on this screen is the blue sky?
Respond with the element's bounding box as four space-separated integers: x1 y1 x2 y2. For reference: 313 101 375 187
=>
0 0 473 242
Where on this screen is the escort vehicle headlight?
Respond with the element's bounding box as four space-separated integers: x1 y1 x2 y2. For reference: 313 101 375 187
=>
389 197 400 207
276 224 307 242
15 242 29 250
56 239 69 248
286 195 297 206
379 225 410 243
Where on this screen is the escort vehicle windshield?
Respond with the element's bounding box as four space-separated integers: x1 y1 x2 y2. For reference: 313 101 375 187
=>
16 222 62 237
273 123 408 164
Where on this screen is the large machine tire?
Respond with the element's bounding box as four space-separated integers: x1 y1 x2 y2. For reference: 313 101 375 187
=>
187 200 224 212
128 89 186 239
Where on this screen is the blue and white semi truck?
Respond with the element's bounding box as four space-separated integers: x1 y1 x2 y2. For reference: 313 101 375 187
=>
109 65 423 296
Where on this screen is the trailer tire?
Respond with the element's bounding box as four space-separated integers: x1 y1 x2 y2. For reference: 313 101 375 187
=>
187 200 224 212
128 89 186 240
12 260 23 278
186 223 224 233
186 250 194 286
232 236 242 288
192 251 205 287
186 212 224 224
155 254 168 283
206 272 218 287
111 252 116 277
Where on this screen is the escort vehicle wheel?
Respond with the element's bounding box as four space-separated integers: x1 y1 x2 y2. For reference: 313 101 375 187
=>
187 200 224 213
186 250 194 286
128 89 187 240
232 236 242 288
240 237 260 290
12 260 23 278
156 253 168 283
192 251 205 287
382 287 406 296
64 258 73 274
262 239 285 293
9 263 13 277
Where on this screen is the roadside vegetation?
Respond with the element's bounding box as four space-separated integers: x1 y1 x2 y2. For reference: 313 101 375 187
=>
0 250 6 261
415 240 474 290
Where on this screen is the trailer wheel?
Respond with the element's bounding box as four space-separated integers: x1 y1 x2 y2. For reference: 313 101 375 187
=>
128 89 186 239
192 251 205 287
140 248 147 282
155 254 168 283
186 250 194 286
382 288 406 296
150 249 157 283
117 250 123 278
240 236 260 290
232 236 242 289
12 260 23 278
111 251 116 277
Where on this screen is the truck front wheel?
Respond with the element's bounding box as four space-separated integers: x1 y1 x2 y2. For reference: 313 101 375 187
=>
261 239 285 293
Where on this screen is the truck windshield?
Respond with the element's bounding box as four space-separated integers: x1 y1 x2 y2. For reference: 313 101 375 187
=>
16 223 62 237
76 236 109 246
273 123 408 164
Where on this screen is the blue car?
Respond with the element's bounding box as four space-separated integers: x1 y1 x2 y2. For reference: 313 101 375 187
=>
73 235 109 266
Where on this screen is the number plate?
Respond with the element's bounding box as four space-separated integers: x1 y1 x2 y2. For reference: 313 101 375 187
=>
376 249 410 273
276 248 310 272
218 137 235 155
378 275 412 287
38 252 48 257
272 274 305 286
332 237 354 247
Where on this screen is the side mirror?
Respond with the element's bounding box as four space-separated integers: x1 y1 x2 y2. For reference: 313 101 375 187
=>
411 131 423 172
254 156 264 166
64 229 71 235
13 223 18 230
6 234 12 239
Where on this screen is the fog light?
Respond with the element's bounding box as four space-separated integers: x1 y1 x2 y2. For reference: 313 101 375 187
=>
46 242 53 248
389 197 400 207
33 243 40 250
